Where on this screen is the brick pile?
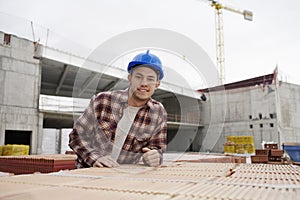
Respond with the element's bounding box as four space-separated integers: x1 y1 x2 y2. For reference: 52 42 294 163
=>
1 162 299 199
0 152 245 176
251 143 284 164
0 154 76 175
223 136 255 154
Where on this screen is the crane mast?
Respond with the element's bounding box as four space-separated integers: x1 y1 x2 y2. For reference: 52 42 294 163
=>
210 0 253 84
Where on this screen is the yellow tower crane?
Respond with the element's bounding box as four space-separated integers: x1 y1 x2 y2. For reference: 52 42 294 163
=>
209 0 253 84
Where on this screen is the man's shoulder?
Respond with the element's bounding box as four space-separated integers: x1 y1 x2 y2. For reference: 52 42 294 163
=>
148 98 166 112
149 98 161 105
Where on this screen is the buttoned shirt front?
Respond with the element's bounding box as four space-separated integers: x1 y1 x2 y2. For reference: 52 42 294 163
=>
69 89 167 168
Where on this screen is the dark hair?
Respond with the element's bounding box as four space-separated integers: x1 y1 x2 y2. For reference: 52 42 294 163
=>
130 64 160 81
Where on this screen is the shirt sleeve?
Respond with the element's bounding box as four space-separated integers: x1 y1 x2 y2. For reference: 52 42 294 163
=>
69 95 103 167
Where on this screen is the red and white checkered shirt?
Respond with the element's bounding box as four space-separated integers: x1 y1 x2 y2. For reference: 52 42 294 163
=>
69 89 167 168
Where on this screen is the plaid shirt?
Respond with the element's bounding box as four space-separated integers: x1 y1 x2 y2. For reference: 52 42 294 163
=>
69 89 167 168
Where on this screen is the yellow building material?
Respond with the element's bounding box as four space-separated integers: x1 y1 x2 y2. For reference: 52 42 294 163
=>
242 136 254 145
226 136 254 144
244 144 255 154
2 144 29 156
224 145 235 153
235 144 246 154
225 136 255 154
226 136 236 144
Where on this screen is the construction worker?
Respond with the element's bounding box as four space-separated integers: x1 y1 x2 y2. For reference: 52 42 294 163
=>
69 50 167 168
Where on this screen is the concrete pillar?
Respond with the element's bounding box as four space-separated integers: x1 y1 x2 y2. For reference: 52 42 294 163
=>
0 31 41 154
56 129 62 154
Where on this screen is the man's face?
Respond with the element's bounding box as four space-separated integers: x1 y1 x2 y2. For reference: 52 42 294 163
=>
128 66 160 103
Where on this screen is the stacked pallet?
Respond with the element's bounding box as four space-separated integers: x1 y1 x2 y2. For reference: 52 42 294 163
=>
224 136 255 154
251 149 270 163
266 144 284 163
251 143 284 164
0 154 76 175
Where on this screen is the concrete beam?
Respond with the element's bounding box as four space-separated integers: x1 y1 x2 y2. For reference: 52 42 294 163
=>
55 64 69 95
78 73 98 97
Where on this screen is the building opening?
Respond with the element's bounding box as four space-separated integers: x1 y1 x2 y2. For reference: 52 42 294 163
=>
4 33 11 45
5 130 31 146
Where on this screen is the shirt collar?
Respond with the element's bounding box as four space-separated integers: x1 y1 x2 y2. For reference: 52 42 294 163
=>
119 88 156 109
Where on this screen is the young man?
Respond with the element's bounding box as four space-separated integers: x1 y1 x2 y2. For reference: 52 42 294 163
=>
69 50 167 168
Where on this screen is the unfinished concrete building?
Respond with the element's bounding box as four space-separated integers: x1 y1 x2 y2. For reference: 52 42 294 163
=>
199 73 300 152
0 31 299 155
0 32 43 154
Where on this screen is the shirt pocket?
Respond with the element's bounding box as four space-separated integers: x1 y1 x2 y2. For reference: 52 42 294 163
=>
130 133 151 153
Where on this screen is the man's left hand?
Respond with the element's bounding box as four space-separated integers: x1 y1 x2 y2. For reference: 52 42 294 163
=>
142 147 161 167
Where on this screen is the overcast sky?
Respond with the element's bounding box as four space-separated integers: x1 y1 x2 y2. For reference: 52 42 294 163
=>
0 0 299 88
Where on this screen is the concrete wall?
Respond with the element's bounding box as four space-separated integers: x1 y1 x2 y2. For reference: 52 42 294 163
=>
0 32 42 154
277 82 300 143
41 128 72 154
167 127 198 152
163 95 202 152
163 95 201 123
200 84 279 152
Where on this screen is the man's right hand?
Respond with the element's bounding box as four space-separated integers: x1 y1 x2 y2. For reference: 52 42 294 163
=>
93 155 120 168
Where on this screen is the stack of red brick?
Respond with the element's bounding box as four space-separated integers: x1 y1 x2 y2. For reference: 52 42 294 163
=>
251 143 284 164
0 154 76 175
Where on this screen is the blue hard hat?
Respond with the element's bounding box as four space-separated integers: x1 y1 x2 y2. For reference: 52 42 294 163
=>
128 50 164 80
